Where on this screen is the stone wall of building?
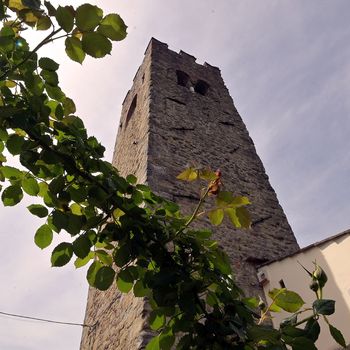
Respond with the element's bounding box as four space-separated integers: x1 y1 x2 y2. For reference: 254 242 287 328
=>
80 38 300 349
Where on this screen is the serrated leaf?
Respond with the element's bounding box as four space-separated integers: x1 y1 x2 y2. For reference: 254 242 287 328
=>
1 185 23 206
34 224 53 249
55 6 74 33
51 242 73 266
97 13 127 41
22 176 39 195
208 208 224 226
82 32 112 58
95 266 115 291
76 4 103 31
313 299 335 315
27 204 48 218
39 57 59 71
176 167 198 181
65 37 85 64
329 324 346 348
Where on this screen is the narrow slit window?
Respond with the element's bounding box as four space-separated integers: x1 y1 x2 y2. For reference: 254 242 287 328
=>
176 70 190 87
126 95 137 127
194 79 209 95
279 279 286 288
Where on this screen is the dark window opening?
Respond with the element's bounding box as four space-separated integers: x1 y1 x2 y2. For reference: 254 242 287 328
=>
194 79 209 95
279 279 286 288
126 95 137 127
142 73 145 83
176 70 190 87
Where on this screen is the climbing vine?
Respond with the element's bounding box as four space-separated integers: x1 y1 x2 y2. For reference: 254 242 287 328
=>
0 1 346 349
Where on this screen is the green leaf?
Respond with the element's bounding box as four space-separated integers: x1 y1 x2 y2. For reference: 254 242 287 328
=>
82 32 112 58
65 37 85 64
149 310 165 330
329 324 346 348
126 174 137 184
116 268 134 293
22 0 41 10
22 177 39 196
269 289 304 313
95 266 115 291
133 280 149 297
51 242 73 266
6 134 25 155
55 6 74 33
113 244 130 267
243 297 259 309
27 204 48 218
39 57 59 71
76 4 103 31
62 97 76 116
209 249 232 274
313 299 335 315
74 251 94 268
34 224 53 249
208 208 224 226
45 84 65 101
159 328 175 350
72 234 91 259
0 166 22 179
96 250 113 266
176 167 198 181
97 13 127 41
2 185 23 206
36 16 51 30
304 318 320 342
145 335 160 350
40 70 58 86
236 206 251 228
290 337 317 350
87 260 103 286
247 325 280 343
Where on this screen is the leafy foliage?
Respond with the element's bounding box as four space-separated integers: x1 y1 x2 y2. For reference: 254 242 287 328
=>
0 1 346 349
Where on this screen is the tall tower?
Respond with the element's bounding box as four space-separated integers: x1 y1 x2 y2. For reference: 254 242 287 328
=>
80 38 299 349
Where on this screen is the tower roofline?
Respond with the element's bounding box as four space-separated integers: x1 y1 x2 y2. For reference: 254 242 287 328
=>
144 37 221 74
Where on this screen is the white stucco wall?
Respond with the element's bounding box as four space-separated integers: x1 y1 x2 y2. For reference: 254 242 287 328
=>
257 231 350 350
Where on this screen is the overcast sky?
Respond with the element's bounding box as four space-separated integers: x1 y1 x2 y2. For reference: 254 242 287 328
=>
1 1 349 349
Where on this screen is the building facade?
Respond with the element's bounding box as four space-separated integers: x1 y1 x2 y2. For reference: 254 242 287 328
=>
80 38 299 349
257 230 350 350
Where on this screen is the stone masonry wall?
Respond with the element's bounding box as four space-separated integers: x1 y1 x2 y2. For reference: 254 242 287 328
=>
80 38 300 349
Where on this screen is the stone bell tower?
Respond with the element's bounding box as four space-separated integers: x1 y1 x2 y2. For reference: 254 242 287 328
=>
80 38 299 349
